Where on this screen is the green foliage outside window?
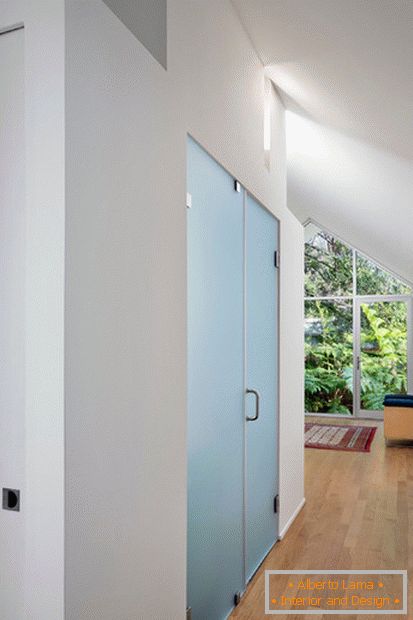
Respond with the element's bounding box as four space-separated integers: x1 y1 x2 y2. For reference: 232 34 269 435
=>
305 226 411 414
357 254 412 296
305 230 353 297
359 302 407 410
305 300 353 414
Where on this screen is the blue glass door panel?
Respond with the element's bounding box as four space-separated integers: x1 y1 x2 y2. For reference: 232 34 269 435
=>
245 195 278 581
187 137 244 619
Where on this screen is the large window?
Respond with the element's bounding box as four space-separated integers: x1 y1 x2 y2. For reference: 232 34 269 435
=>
305 223 412 416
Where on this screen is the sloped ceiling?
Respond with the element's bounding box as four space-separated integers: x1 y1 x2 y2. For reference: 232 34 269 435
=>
232 0 413 283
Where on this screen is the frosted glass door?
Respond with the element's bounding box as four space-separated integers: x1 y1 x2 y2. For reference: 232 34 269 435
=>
187 137 244 619
245 195 278 581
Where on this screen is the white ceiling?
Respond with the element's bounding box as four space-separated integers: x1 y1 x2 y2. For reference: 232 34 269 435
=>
233 0 413 283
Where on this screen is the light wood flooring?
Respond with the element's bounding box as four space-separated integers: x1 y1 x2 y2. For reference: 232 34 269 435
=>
230 417 413 619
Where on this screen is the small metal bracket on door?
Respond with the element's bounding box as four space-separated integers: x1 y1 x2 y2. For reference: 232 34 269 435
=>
186 192 192 209
186 607 192 620
234 179 242 193
234 592 242 606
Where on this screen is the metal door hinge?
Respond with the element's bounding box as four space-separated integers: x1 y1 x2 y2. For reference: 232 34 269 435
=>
234 179 242 193
274 251 279 268
274 494 280 514
186 192 192 209
186 606 192 619
234 592 241 606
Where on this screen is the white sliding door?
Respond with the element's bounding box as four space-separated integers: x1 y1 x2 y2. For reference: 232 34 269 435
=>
0 26 25 620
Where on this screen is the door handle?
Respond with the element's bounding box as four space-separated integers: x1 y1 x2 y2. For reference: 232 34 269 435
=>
246 389 260 421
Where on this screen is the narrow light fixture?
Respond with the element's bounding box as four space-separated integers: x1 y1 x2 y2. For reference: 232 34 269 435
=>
263 77 272 153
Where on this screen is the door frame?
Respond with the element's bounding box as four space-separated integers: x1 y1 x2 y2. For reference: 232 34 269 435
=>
353 295 413 419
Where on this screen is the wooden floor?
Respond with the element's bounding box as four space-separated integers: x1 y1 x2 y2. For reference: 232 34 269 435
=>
231 417 413 619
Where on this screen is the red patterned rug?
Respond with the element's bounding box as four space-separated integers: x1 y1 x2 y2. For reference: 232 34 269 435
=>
305 423 377 452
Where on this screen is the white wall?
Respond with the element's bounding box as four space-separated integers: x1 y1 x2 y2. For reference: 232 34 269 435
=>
0 2 66 619
0 1 303 618
65 2 304 618
65 2 185 617
278 211 305 536
272 98 305 537
0 26 25 620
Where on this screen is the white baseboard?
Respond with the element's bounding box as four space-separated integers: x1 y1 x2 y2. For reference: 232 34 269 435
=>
278 498 306 540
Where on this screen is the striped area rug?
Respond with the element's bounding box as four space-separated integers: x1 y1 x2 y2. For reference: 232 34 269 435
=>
305 423 377 452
